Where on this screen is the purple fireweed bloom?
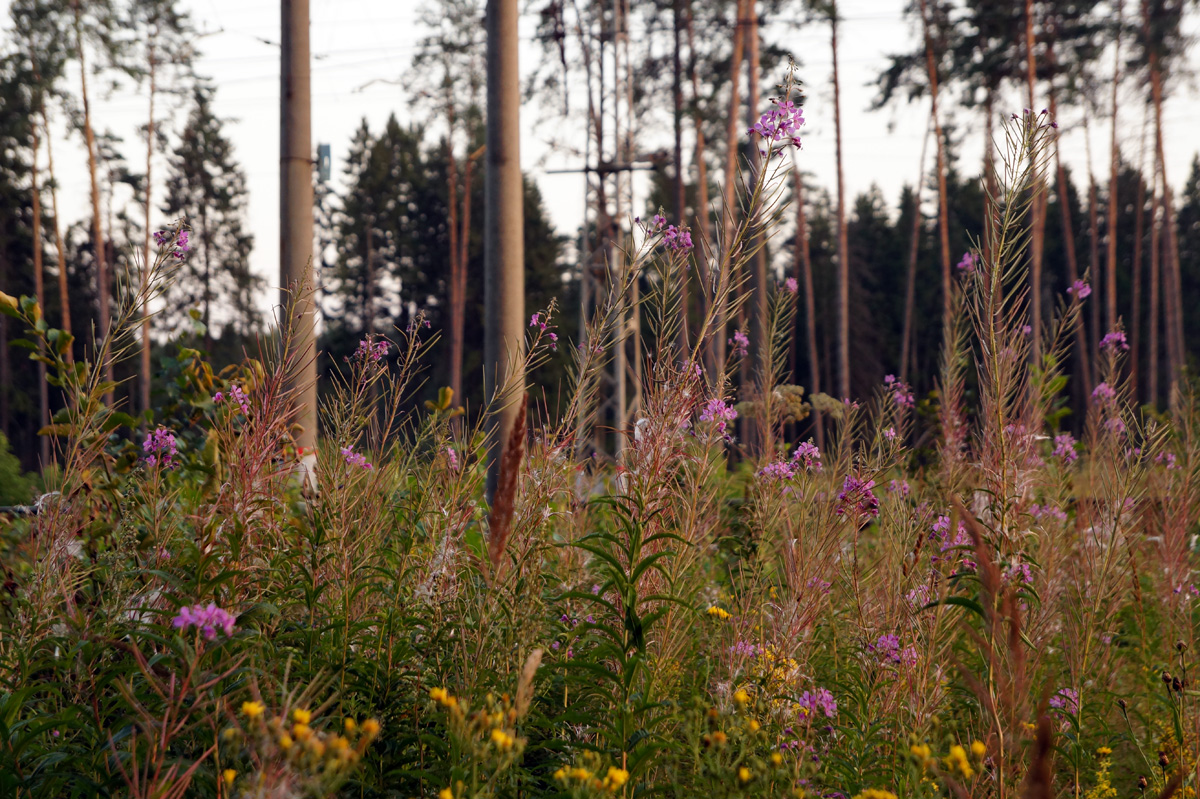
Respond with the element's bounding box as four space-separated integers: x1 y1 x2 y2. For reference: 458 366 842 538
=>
662 225 693 253
341 445 373 470
1052 433 1078 464
888 478 910 496
729 329 749 358
1006 560 1034 585
445 447 460 472
172 603 236 641
792 441 822 471
143 426 178 468
215 384 251 415
729 640 761 658
355 337 389 363
1030 504 1068 522
1156 452 1178 470
758 460 797 481
1100 330 1129 351
699 398 738 437
836 475 879 519
748 98 805 152
1049 688 1079 716
956 251 978 273
1092 382 1117 404
784 277 798 294
796 687 837 719
1067 280 1091 299
867 634 918 667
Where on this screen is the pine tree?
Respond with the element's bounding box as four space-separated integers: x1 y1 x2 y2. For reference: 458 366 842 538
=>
160 84 258 347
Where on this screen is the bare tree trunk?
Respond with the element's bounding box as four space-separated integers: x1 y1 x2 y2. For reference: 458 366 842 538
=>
73 0 112 405
42 104 71 355
31 104 50 467
484 0 526 499
983 89 996 266
142 38 157 418
1049 83 1091 397
1105 0 1123 334
1131 165 1145 401
1148 163 1160 406
673 0 689 354
792 169 822 450
1151 61 1184 415
1024 0 1046 352
685 0 712 370
715 0 749 380
900 118 930 385
745 1 768 454
917 0 951 371
1088 174 1100 384
446 95 463 408
831 0 850 399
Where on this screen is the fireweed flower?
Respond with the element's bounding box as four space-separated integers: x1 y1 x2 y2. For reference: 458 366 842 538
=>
445 446 460 472
1052 433 1078 463
172 603 236 640
1100 330 1129 351
729 329 749 358
757 460 797 481
784 276 798 294
153 228 190 259
342 445 373 470
1092 381 1117 405
215 383 251 415
1067 279 1091 299
884 374 915 408
699 398 738 437
836 475 879 519
662 224 693 253
792 441 822 471
142 426 178 468
355 337 389 363
796 687 837 719
748 98 805 154
956 251 978 273
867 634 918 667
1049 687 1079 717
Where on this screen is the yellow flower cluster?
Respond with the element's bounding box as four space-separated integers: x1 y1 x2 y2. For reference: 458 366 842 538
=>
706 606 732 621
852 790 897 799
553 762 630 793
430 687 458 709
945 745 974 779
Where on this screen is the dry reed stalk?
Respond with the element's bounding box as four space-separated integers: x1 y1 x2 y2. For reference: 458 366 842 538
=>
487 397 526 575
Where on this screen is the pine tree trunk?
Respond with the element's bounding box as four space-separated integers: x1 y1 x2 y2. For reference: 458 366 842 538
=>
900 119 930 385
1130 165 1145 401
745 1 768 455
715 0 748 381
1025 0 1046 353
673 0 689 354
1151 60 1184 415
1105 0 1123 334
917 0 951 374
1088 175 1100 385
1049 85 1091 397
792 170 822 449
446 97 463 408
73 0 112 404
685 0 711 368
31 109 50 467
1147 164 1160 406
983 89 996 266
831 0 850 399
42 103 71 355
142 40 157 418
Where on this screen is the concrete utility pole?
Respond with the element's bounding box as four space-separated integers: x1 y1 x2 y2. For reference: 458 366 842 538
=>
484 0 525 499
281 0 317 463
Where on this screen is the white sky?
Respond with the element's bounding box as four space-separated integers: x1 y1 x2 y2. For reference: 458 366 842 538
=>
18 0 1200 314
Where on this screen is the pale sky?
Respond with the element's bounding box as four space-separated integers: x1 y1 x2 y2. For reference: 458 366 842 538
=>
15 0 1200 316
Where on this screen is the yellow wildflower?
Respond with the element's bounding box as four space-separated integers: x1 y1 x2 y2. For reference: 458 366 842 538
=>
491 728 514 750
279 733 293 750
293 723 312 741
733 689 750 706
554 768 567 782
970 740 987 759
344 718 357 733
738 766 752 783
292 708 312 725
945 745 974 779
241 701 265 719
223 769 236 787
569 767 594 781
1097 746 1112 757
748 719 761 733
362 718 381 737
771 752 784 766
706 606 732 621
604 767 630 790
852 791 897 799
439 789 454 799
